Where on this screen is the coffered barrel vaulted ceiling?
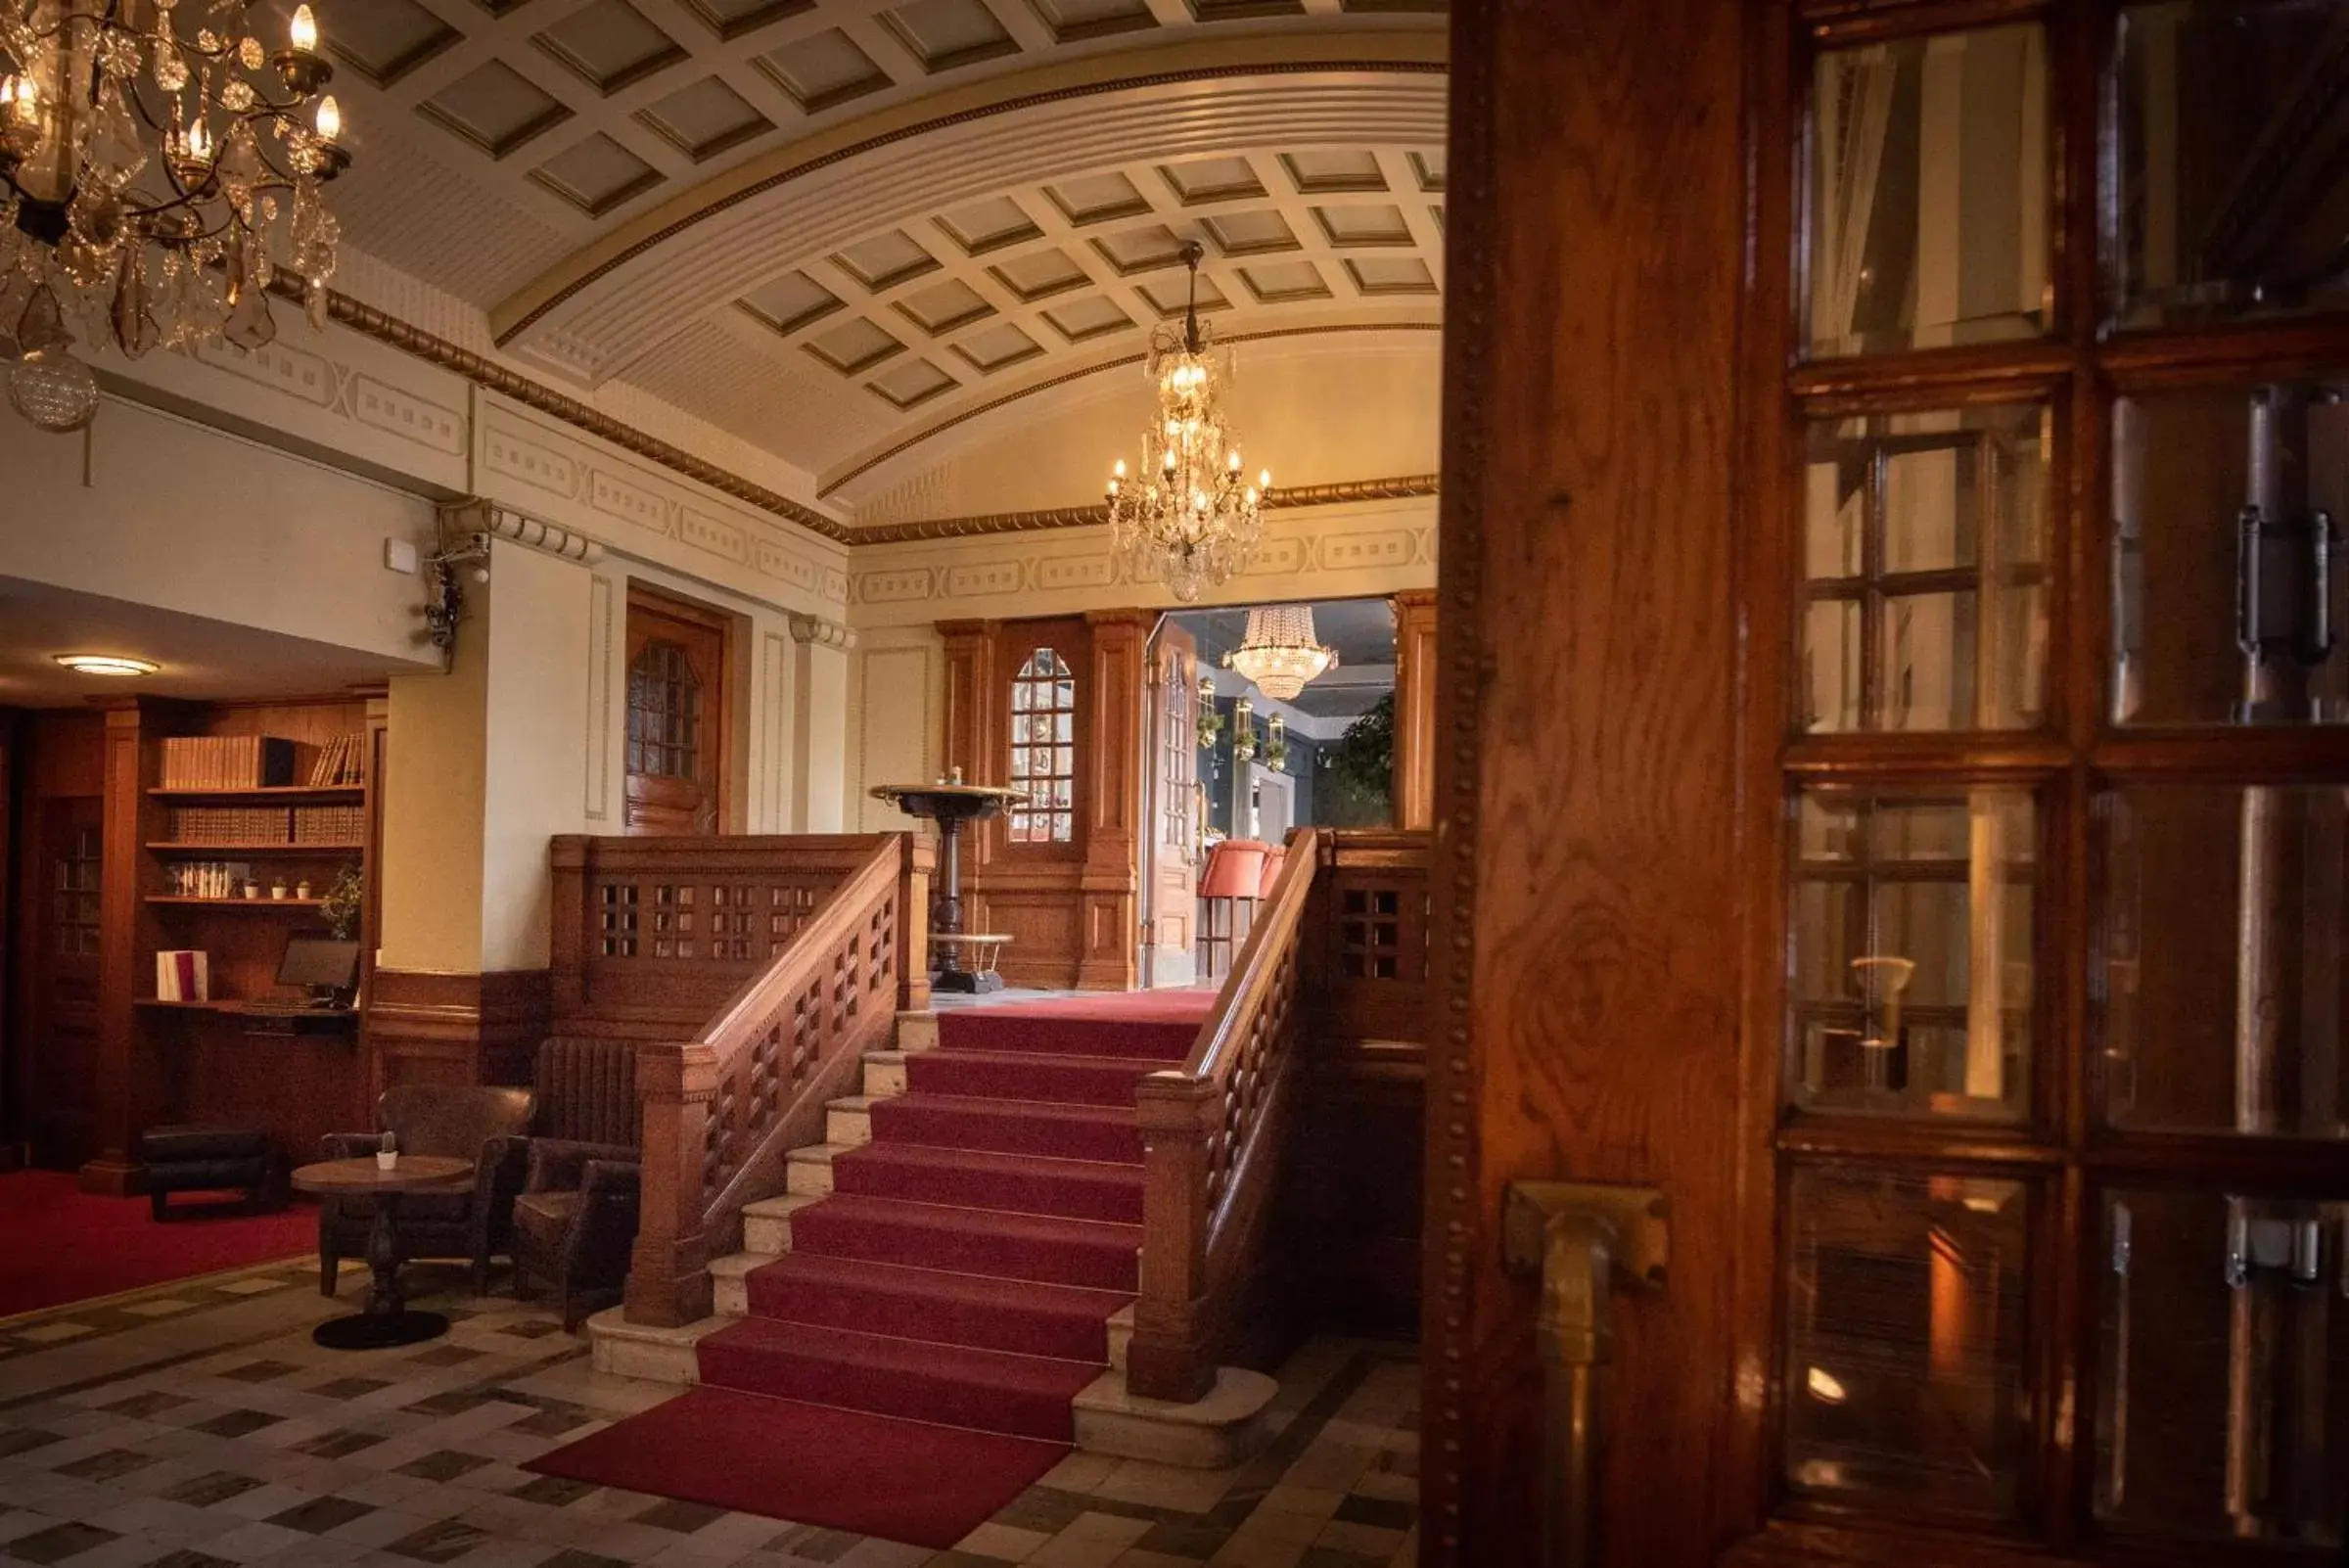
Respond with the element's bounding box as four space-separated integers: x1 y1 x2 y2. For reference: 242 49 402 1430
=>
300 0 1447 525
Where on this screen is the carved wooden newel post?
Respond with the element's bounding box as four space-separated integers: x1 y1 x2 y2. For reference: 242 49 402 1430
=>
1129 1073 1219 1403
624 1041 719 1327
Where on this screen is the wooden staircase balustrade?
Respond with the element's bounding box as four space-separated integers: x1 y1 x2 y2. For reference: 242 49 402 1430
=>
616 834 932 1327
550 835 929 1038
1129 827 1325 1404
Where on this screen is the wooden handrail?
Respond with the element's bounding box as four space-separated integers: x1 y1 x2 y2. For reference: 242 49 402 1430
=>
623 833 930 1326
1128 826 1324 1402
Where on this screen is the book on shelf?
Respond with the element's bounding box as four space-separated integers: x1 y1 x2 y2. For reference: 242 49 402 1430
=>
158 735 297 790
164 860 253 899
155 949 210 1002
306 732 366 787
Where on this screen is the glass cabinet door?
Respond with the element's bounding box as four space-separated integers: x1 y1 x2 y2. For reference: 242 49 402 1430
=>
1763 2 2349 1562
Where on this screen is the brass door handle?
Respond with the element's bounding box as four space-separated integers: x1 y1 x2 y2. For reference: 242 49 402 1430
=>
1501 1181 1670 1568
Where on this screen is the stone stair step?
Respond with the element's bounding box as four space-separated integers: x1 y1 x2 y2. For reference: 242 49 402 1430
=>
740 1190 823 1256
785 1142 852 1196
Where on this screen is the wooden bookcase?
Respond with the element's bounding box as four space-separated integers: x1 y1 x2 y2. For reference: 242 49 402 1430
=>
126 695 386 1164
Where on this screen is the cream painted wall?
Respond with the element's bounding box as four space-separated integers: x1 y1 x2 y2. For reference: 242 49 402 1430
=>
480 540 595 971
848 625 944 834
0 396 438 667
845 339 1442 524
792 629 851 833
381 622 490 975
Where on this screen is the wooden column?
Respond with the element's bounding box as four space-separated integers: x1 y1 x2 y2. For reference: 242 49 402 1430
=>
80 702 157 1195
1390 590 1438 830
1427 0 1751 1562
1080 610 1147 991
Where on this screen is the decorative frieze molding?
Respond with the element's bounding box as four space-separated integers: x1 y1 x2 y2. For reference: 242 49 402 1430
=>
789 613 857 652
848 494 1437 628
443 499 606 565
848 473 1442 545
285 279 852 545
474 397 850 613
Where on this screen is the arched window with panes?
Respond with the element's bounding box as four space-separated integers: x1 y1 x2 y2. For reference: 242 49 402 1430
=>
1008 647 1077 845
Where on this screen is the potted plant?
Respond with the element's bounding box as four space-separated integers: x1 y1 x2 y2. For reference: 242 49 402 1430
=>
321 864 364 941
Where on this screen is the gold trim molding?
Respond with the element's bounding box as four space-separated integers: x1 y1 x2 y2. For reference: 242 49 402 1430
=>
282 280 854 545
852 473 1440 545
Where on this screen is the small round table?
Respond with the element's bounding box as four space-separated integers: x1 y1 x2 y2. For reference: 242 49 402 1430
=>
869 779 1025 994
290 1156 472 1350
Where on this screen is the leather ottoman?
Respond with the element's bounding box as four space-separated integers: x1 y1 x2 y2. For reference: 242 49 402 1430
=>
140 1125 280 1220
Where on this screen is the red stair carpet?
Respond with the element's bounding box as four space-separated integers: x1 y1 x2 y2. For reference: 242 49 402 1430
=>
530 990 1211 1548
0 1172 314 1319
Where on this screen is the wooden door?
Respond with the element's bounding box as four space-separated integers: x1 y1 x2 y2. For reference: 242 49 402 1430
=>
624 590 730 837
25 799 103 1168
1145 622 1200 983
1444 2 2349 1565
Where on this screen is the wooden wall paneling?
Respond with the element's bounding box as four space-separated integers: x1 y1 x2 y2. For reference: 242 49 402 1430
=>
81 703 160 1194
1429 0 1753 1563
365 968 552 1096
12 713 102 1169
0 709 16 1164
1080 610 1147 991
1391 590 1439 830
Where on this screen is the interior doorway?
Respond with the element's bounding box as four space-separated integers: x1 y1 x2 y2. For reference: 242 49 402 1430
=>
623 585 733 837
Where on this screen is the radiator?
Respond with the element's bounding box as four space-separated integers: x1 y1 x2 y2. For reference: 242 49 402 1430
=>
535 1037 641 1148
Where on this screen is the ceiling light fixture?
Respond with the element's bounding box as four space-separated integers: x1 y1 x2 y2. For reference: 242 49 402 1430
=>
1225 604 1336 701
54 652 155 675
1105 240 1272 602
0 2 350 434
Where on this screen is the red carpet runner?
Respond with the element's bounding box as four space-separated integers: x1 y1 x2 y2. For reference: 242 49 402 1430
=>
0 1173 315 1319
530 991 1212 1548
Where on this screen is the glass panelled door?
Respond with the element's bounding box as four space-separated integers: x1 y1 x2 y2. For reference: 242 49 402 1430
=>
1766 0 2349 1560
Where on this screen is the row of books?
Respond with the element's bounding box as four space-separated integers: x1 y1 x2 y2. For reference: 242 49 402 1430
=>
156 949 211 1002
164 861 255 899
309 733 366 786
165 805 367 844
159 735 297 789
296 805 366 842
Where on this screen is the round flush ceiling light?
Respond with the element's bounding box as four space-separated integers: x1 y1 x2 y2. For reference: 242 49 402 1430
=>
55 655 159 677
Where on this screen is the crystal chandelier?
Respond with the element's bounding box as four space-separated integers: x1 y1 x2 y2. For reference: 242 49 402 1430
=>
1225 604 1336 701
1105 240 1271 603
0 1 348 433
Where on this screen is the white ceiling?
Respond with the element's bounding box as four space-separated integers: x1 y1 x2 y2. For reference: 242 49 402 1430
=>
0 578 428 706
292 0 1446 520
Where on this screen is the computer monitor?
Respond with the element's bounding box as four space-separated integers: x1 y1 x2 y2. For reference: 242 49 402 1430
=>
279 936 360 998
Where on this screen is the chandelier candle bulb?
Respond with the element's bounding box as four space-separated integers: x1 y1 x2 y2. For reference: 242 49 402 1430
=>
1104 238 1273 601
0 0 350 428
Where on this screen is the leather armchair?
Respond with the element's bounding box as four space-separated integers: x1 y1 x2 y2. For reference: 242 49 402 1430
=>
510 1138 641 1331
317 1085 536 1298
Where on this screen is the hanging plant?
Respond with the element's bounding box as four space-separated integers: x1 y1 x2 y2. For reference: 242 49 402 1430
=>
1264 715 1289 770
321 864 365 942
1196 702 1225 750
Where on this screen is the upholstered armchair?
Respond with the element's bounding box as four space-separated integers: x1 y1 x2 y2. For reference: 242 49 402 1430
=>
317 1084 537 1298
510 1138 641 1331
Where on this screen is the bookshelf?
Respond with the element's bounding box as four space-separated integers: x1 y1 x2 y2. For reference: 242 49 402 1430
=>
127 694 384 1160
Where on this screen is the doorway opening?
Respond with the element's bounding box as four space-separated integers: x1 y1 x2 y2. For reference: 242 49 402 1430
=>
1140 596 1403 987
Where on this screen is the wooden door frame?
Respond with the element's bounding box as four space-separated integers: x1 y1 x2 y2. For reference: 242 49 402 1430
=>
1142 618 1201 986
1429 0 1757 1563
624 583 738 836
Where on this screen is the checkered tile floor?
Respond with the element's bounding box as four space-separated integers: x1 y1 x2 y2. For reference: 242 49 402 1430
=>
0 1256 1418 1568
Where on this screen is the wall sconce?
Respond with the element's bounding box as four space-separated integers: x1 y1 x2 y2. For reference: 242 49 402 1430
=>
422 528 489 668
